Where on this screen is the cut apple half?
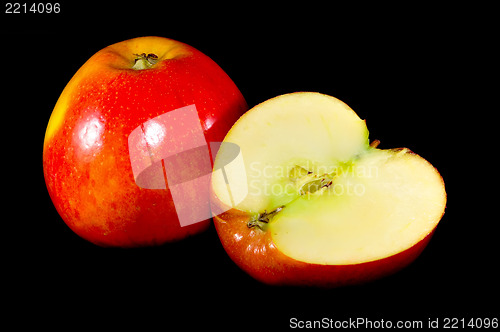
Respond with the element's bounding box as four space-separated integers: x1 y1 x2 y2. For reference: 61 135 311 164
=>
211 92 446 287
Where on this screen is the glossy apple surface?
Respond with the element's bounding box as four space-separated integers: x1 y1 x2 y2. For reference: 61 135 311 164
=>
43 36 248 247
211 92 446 287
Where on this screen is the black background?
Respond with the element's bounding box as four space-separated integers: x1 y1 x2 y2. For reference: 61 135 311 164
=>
2 2 496 329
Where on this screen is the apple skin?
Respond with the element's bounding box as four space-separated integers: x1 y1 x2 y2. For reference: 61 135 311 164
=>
43 36 248 247
212 199 435 287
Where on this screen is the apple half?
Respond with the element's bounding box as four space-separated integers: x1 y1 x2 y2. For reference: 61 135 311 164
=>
211 92 446 287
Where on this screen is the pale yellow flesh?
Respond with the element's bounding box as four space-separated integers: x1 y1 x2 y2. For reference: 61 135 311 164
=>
212 92 446 265
213 92 369 213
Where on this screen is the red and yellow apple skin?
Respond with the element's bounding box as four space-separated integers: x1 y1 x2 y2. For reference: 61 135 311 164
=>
213 202 435 287
43 36 248 247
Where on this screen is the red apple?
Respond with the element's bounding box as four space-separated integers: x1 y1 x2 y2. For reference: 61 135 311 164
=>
43 36 248 247
211 92 446 287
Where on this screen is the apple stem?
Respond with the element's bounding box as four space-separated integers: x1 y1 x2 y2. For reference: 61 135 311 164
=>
132 53 159 70
370 139 381 148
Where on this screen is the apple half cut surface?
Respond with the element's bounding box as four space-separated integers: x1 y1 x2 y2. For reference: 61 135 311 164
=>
211 92 446 287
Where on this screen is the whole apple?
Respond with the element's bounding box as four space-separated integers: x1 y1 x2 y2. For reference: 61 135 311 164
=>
43 36 248 247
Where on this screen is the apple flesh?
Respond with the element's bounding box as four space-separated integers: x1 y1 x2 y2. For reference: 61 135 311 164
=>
211 92 446 287
43 36 247 247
